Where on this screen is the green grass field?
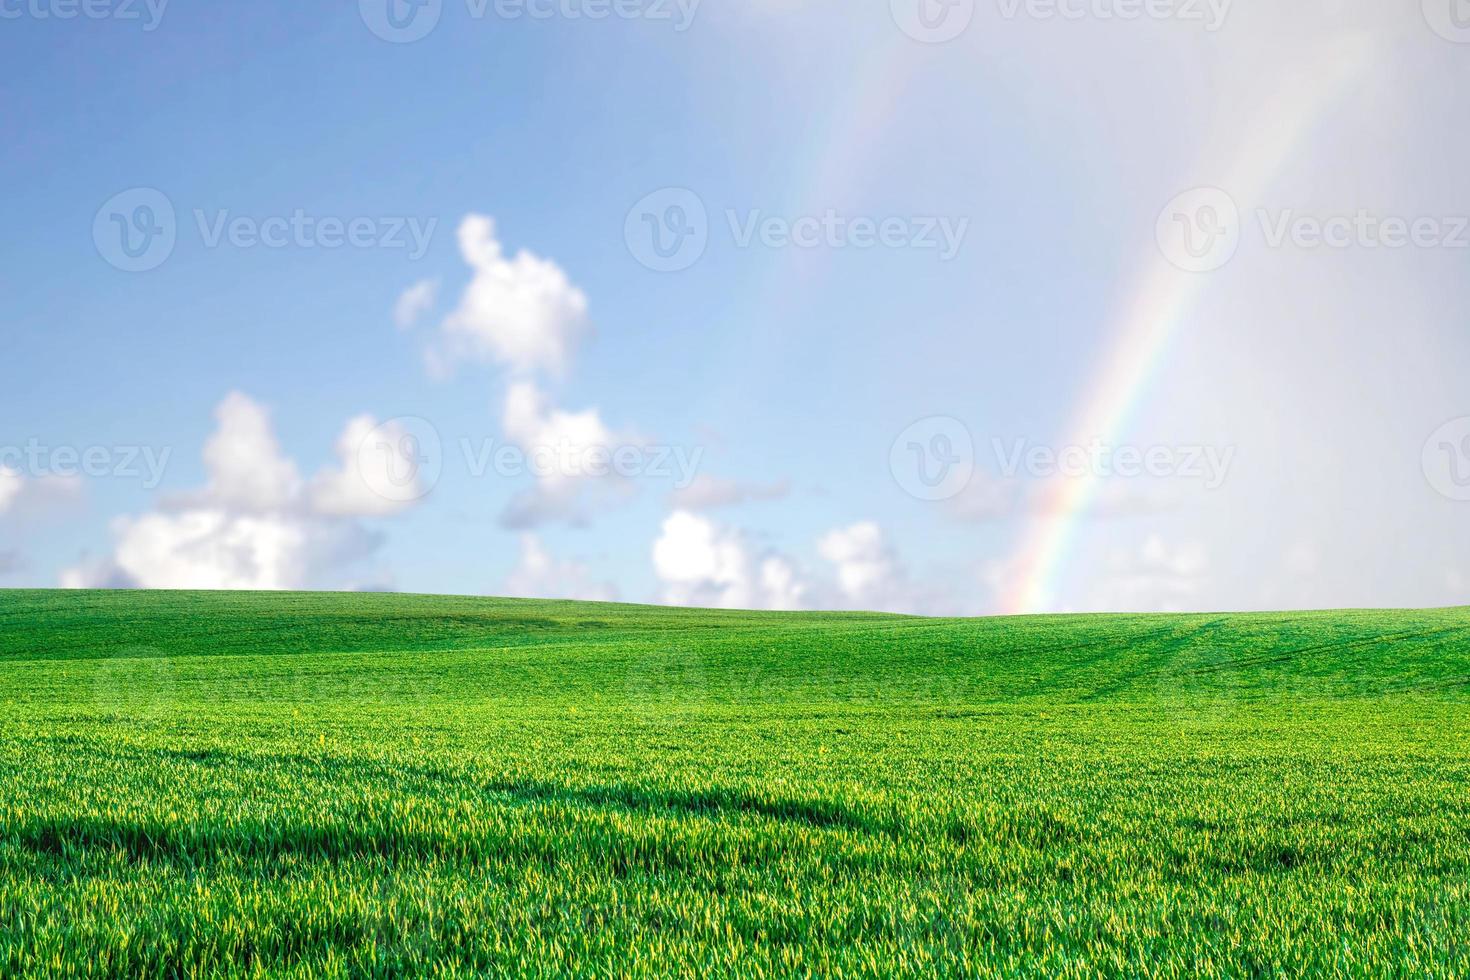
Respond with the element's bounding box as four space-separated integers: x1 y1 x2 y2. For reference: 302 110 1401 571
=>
0 589 1466 977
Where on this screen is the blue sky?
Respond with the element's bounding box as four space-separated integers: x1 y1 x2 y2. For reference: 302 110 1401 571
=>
3 0 1469 612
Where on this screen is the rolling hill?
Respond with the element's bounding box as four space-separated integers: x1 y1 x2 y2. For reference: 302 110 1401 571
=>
0 589 1465 975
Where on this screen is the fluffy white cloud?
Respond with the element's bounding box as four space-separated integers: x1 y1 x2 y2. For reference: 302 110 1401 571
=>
504 533 618 603
755 553 807 611
64 393 416 592
669 474 789 511
0 468 84 520
432 215 589 376
201 392 302 512
63 510 377 592
0 467 21 515
410 213 651 531
309 415 427 518
1 469 83 583
394 278 438 330
499 380 636 528
650 513 942 614
652 510 807 611
817 521 910 612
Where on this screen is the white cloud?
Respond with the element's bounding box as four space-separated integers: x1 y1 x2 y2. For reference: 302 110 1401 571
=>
652 510 807 610
0 467 22 515
755 553 807 611
1 469 83 583
309 415 426 518
669 474 790 511
650 514 940 614
200 392 302 512
432 215 589 376
65 510 376 592
0 468 84 520
64 393 417 592
817 521 910 612
499 380 636 528
394 278 438 330
409 213 654 532
504 533 618 603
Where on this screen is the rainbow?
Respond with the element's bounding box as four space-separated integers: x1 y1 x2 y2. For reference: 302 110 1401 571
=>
1001 34 1377 614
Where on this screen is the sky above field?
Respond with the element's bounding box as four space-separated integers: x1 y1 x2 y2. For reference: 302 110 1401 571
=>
2 0 1468 613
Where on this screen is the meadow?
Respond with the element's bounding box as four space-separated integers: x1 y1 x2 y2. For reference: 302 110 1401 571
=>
0 588 1465 977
